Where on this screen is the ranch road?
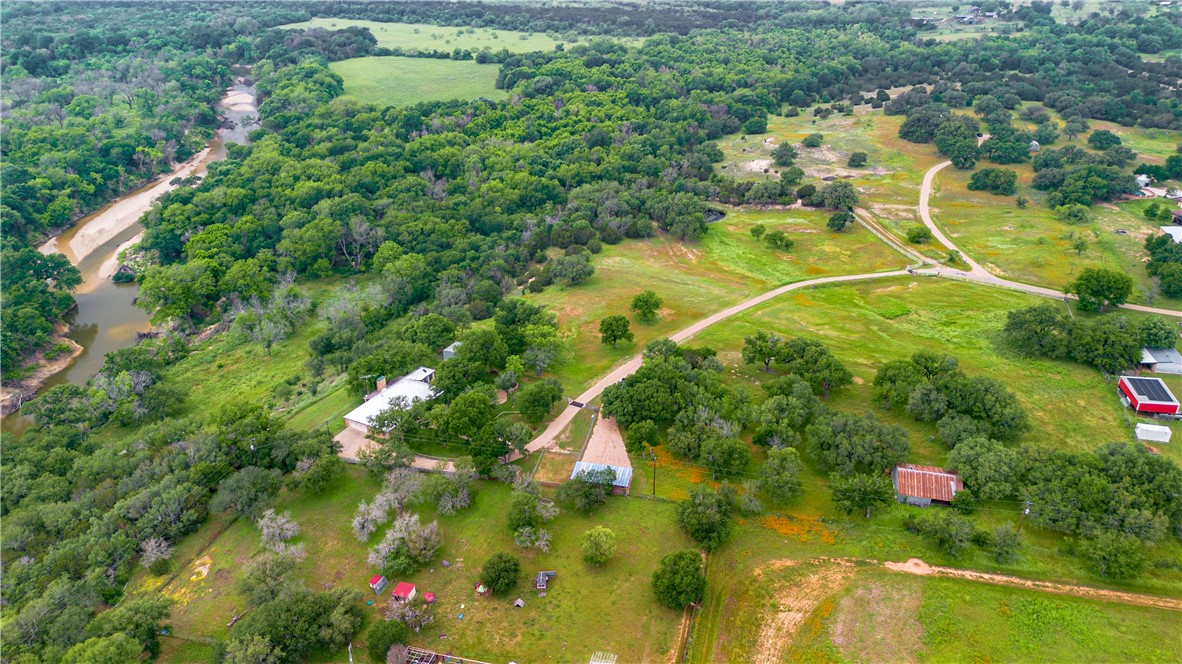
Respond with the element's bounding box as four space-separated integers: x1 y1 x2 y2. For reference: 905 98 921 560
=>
400 142 1180 465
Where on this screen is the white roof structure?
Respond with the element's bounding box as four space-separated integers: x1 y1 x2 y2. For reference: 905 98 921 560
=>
1135 423 1172 443
1161 226 1182 243
344 367 436 428
1142 347 1182 375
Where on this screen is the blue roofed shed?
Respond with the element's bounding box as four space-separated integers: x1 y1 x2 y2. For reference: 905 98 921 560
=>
571 461 633 495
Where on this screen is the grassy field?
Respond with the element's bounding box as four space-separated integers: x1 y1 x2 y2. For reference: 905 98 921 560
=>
143 468 692 663
926 117 1182 308
689 275 1175 460
529 210 907 393
331 56 507 107
279 18 570 53
692 559 1182 664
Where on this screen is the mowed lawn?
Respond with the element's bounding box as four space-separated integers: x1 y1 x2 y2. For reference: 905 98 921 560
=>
529 213 907 393
143 468 691 663
331 56 507 107
278 18 570 53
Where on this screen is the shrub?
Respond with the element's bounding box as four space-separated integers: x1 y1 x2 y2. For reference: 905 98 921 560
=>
906 226 932 244
652 549 705 608
847 151 868 167
802 133 824 148
581 526 617 565
1082 531 1146 580
967 168 1018 195
480 553 521 594
367 620 410 662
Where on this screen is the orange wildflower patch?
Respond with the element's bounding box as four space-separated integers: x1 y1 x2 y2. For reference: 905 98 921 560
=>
761 515 836 545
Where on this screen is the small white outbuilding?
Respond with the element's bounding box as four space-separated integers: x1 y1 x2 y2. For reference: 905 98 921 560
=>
1135 423 1173 444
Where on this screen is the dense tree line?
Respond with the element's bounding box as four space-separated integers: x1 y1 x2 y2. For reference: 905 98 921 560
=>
1003 304 1177 373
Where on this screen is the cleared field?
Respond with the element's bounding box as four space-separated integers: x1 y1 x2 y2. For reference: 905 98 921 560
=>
694 561 1182 664
278 18 568 52
530 210 907 393
331 56 506 107
144 469 691 663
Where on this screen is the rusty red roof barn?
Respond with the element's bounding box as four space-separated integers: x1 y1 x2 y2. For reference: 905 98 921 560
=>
893 464 963 505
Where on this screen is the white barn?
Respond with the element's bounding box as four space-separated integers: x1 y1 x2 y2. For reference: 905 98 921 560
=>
343 367 436 435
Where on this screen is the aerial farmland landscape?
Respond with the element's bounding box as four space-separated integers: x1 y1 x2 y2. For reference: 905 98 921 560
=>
1 1 1181 663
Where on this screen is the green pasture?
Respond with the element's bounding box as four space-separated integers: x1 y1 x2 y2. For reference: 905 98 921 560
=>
689 276 1160 457
331 56 507 107
278 18 569 53
530 211 906 394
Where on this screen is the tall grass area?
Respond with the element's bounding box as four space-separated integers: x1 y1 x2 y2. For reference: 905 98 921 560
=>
331 56 507 107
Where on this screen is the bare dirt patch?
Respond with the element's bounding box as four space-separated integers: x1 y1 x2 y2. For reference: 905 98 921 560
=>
868 203 918 221
803 164 890 179
580 416 630 467
741 159 774 173
831 580 924 664
752 559 855 664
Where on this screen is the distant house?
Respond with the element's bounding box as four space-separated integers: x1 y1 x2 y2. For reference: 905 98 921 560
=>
893 464 963 507
1118 376 1181 415
369 575 388 595
1141 347 1182 375
343 367 436 435
391 582 417 603
1162 225 1182 243
1135 423 1173 443
535 571 557 590
1136 173 1153 188
570 461 632 495
442 341 463 360
1029 140 1040 152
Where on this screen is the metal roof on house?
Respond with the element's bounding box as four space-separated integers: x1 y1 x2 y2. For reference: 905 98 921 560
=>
1161 225 1182 243
443 341 462 352
571 461 632 488
1121 376 1179 405
1142 347 1182 365
344 367 437 427
391 582 416 598
893 464 963 503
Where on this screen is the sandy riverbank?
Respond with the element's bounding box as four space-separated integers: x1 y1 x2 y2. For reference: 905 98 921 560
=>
0 330 84 417
38 145 212 264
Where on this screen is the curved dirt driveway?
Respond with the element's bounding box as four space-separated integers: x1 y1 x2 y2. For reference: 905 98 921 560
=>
917 156 1180 318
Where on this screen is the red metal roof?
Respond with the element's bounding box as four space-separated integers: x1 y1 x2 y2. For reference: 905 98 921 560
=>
391 582 416 598
369 574 384 586
894 464 963 502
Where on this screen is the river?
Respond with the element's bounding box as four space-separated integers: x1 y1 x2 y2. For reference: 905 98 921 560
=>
2 77 257 436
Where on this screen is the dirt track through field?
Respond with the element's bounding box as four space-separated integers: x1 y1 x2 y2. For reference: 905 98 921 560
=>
883 558 1182 612
753 559 855 664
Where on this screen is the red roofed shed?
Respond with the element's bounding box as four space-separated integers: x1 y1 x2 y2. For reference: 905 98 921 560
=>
391 582 416 602
893 464 963 507
1118 376 1180 415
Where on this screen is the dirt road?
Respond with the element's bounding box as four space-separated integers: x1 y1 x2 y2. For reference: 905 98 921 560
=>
884 558 1182 612
916 155 1181 318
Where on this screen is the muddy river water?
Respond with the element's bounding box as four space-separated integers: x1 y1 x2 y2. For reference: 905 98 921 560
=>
2 79 257 436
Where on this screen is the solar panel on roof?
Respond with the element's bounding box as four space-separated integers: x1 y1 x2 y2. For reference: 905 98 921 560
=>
1126 377 1178 403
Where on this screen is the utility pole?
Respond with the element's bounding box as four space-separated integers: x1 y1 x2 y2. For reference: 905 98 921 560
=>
651 444 657 498
1018 500 1031 532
